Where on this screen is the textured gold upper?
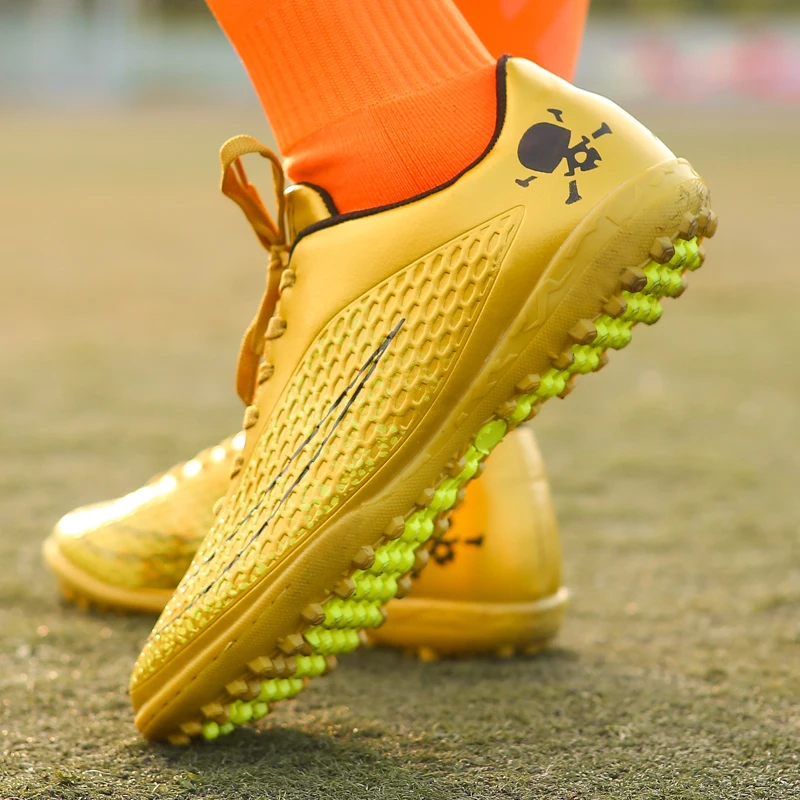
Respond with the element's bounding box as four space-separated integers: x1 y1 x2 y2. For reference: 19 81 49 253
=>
52 435 244 590
133 208 523 682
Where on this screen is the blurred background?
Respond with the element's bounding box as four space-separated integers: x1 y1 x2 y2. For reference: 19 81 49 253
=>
1 0 799 107
2 3 799 799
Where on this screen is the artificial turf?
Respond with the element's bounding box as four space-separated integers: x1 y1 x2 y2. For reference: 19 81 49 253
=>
1 108 798 799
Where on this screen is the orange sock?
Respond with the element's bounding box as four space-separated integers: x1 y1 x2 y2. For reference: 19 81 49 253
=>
455 0 590 82
205 0 497 214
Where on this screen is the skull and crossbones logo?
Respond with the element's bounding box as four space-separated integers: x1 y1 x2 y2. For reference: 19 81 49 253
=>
515 108 613 205
429 533 484 567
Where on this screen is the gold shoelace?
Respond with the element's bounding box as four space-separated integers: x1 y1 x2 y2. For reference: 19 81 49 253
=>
219 135 292 406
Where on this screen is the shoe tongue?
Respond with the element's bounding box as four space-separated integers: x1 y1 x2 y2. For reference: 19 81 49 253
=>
285 183 335 240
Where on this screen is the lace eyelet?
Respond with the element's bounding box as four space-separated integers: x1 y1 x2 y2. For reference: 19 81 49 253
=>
242 405 260 430
257 362 275 385
230 453 245 479
279 269 296 292
265 317 287 340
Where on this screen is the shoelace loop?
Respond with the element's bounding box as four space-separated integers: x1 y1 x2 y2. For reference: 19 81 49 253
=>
219 134 292 406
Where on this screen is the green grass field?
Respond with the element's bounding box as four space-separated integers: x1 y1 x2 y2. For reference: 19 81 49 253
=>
1 107 799 800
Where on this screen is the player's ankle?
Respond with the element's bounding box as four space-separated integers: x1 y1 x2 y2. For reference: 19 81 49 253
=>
283 63 498 213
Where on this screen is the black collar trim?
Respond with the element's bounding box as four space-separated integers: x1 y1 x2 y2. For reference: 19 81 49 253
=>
290 54 511 254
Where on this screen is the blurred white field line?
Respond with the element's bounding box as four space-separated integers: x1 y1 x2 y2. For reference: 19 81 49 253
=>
0 4 799 107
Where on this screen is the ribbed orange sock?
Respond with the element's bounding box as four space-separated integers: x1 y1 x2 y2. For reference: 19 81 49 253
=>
456 0 590 82
205 0 497 214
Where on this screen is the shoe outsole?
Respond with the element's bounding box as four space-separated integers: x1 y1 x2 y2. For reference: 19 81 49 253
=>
371 585 570 660
159 203 716 745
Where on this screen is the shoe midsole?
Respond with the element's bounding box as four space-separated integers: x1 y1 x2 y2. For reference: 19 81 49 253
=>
369 586 570 653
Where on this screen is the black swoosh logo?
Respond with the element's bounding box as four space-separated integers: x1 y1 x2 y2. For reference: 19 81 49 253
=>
151 317 405 635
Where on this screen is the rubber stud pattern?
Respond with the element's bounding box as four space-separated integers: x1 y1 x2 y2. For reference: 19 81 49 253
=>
167 220 711 744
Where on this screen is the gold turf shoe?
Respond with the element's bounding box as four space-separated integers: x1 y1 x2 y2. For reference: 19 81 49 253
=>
131 56 716 743
43 434 246 614
44 425 567 657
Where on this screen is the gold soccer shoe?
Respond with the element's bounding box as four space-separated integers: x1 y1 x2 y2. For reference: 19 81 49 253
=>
131 56 716 743
370 426 568 659
45 426 567 657
43 434 246 614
